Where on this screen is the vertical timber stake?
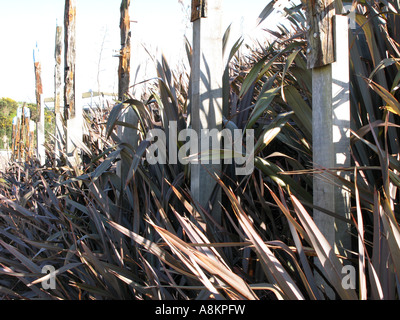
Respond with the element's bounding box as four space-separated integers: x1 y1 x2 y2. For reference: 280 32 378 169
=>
116 0 139 193
22 105 31 162
33 43 46 166
190 0 223 227
118 0 131 101
11 117 16 161
54 24 64 166
64 0 76 122
64 0 82 168
306 0 351 297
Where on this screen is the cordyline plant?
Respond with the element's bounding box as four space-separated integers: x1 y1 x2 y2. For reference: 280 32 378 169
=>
0 0 399 300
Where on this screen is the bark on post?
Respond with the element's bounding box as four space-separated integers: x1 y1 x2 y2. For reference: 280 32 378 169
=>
54 25 64 166
29 120 35 160
14 114 21 162
33 44 46 166
116 0 139 197
11 118 16 161
306 0 351 298
22 105 30 162
306 0 335 69
190 0 223 227
118 0 131 101
16 112 21 163
64 0 76 122
64 0 82 167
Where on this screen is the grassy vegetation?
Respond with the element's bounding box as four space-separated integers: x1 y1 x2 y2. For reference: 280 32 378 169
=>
0 0 400 300
0 98 55 151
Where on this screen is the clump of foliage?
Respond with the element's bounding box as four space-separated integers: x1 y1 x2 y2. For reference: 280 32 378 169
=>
0 98 20 149
0 97 54 150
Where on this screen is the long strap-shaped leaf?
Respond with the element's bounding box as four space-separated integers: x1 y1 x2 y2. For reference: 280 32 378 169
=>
216 175 305 300
106 219 193 279
289 194 358 300
151 224 258 300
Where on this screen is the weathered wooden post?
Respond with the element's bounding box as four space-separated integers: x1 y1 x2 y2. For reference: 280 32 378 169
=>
17 107 23 163
11 119 15 160
306 0 351 297
64 0 82 168
23 106 31 162
54 24 64 166
118 0 131 101
190 0 223 226
116 0 140 190
33 44 46 166
29 120 35 160
11 116 17 161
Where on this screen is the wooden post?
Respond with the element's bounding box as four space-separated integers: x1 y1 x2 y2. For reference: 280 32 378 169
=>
16 107 22 163
54 25 64 166
118 0 131 101
22 105 30 162
305 0 335 69
64 0 82 168
306 0 351 298
64 0 76 122
29 120 35 160
33 44 46 166
11 117 17 161
116 0 139 193
331 15 351 261
190 0 223 226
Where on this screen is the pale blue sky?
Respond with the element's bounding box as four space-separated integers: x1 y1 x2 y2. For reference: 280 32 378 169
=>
0 0 279 104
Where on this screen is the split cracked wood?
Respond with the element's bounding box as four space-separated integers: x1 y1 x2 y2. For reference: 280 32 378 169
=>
191 0 207 22
118 0 131 101
305 0 335 69
64 0 76 120
64 0 82 168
